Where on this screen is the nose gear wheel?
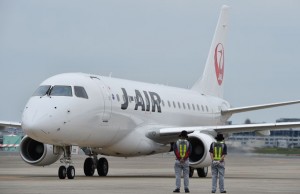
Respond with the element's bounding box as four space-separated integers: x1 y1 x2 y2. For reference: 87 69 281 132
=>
58 146 75 179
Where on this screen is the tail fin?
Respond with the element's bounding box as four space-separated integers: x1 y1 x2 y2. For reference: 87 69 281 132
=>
191 5 229 98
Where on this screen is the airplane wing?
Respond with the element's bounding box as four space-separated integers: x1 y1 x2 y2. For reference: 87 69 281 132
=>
0 120 22 129
146 122 300 143
221 100 300 117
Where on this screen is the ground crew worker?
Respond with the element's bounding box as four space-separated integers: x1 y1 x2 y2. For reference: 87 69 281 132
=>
173 130 192 193
209 133 227 193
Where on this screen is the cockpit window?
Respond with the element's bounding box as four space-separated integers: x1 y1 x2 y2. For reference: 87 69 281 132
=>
74 86 88 99
50 85 72 97
33 85 51 96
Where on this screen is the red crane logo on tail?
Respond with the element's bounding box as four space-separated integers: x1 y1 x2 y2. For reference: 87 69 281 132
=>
214 43 224 85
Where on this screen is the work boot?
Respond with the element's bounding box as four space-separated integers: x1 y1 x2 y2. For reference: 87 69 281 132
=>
173 188 180 193
221 191 227 193
185 188 190 193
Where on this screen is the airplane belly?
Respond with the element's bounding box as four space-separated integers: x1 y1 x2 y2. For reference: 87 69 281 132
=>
98 133 170 157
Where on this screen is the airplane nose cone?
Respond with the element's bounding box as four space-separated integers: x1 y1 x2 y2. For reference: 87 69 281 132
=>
22 106 52 136
21 98 62 139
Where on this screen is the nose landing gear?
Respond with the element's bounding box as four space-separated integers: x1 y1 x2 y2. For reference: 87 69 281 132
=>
58 146 75 179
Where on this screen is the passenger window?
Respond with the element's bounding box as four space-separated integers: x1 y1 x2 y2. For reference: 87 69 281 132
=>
177 102 181 109
74 86 88 99
182 103 186 109
173 101 176 108
116 94 120 102
50 86 72 97
197 105 200 111
187 103 190 110
192 104 195 110
33 85 51 96
162 100 165 107
168 101 171 107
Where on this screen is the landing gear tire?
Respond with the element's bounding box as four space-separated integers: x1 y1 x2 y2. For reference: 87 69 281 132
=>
189 166 194 177
97 157 109 176
58 166 67 179
197 167 208 177
67 166 75 179
84 157 95 176
58 146 75 179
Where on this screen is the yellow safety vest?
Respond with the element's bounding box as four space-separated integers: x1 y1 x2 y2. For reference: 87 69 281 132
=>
213 142 224 161
177 139 189 159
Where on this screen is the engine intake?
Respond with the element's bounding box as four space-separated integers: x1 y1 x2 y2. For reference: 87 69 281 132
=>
20 135 62 166
188 133 215 168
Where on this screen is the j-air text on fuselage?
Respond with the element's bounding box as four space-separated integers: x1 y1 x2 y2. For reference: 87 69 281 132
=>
120 88 162 113
1 5 300 180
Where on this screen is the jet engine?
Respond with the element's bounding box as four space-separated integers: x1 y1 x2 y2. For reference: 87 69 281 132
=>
188 132 215 168
20 135 63 166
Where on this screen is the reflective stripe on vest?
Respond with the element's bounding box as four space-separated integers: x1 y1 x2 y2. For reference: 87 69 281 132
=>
176 140 189 159
213 142 224 161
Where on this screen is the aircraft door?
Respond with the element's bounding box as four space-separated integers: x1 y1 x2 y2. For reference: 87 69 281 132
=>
91 76 112 122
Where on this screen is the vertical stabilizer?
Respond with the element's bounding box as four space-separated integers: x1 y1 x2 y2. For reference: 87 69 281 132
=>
191 5 229 98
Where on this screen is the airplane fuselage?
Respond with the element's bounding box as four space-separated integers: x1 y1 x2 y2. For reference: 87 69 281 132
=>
21 73 230 156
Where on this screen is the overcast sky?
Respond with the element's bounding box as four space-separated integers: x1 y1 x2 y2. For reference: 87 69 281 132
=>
1 0 300 124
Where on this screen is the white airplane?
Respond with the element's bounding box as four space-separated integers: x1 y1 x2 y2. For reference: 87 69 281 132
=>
1 5 300 179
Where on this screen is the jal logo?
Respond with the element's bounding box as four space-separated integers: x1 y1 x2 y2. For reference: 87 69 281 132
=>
214 43 224 85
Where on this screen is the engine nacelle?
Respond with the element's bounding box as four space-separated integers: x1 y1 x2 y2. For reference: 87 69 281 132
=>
188 132 215 168
20 135 63 166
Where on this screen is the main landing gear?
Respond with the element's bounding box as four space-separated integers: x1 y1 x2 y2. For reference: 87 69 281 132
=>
58 146 75 179
83 156 109 177
189 166 208 178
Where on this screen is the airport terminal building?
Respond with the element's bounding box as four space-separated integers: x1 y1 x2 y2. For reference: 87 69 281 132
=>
228 118 300 148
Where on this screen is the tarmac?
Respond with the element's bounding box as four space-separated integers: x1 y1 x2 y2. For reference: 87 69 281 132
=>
0 152 300 194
